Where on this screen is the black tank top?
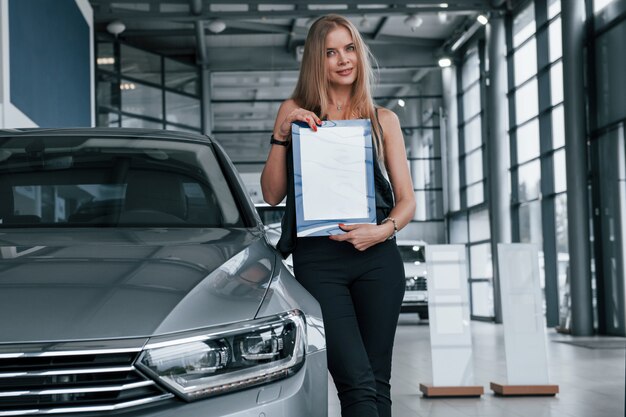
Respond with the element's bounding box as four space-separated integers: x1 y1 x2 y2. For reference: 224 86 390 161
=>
276 112 395 257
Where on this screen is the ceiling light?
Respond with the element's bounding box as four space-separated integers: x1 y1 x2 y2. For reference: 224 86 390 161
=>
97 57 115 65
438 57 452 68
106 20 126 37
207 19 227 33
404 14 423 31
477 14 489 25
440 2 449 7
398 99 406 107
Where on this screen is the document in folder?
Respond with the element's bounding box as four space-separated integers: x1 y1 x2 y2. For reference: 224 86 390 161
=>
291 119 376 237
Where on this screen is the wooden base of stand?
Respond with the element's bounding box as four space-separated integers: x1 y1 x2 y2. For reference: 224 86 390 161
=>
490 382 559 396
419 384 484 397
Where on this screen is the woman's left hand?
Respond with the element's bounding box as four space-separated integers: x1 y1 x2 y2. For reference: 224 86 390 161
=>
329 223 393 251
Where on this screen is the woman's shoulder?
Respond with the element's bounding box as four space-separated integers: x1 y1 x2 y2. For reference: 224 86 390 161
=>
279 98 299 112
375 106 400 128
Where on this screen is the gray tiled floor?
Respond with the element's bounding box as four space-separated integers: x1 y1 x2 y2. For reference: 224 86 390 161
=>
328 315 626 417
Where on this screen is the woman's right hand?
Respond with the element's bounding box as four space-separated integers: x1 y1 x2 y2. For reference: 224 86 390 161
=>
275 107 323 139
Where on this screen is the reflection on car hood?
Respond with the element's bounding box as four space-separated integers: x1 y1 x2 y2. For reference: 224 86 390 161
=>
0 228 275 343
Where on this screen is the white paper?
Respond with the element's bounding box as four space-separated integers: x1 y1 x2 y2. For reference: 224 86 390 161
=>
300 126 368 220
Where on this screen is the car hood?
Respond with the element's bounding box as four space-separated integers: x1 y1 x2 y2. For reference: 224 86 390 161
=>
0 228 275 343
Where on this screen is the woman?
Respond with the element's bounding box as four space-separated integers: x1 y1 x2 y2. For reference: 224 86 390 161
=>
261 14 415 417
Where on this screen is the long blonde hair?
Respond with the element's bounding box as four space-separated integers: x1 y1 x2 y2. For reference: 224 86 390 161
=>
291 14 384 159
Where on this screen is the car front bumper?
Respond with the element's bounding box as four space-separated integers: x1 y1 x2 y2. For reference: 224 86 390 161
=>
58 349 327 417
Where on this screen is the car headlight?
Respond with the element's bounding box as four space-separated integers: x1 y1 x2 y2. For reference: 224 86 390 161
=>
136 310 306 401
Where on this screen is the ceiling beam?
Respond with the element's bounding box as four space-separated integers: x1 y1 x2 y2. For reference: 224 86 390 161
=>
91 0 491 7
92 4 494 23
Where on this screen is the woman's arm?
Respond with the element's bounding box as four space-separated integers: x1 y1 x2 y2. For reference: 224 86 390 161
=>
260 99 322 206
330 108 416 250
378 107 416 233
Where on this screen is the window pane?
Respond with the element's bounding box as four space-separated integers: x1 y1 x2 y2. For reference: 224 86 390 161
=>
470 243 493 278
166 92 201 128
463 83 481 120
462 50 480 90
411 159 443 189
121 116 162 129
97 72 119 110
549 18 563 62
165 58 199 96
450 214 468 243
464 116 482 152
465 149 483 184
548 0 561 19
555 193 570 302
516 118 540 163
414 190 443 220
394 98 443 128
469 209 490 241
553 149 567 193
120 45 162 85
471 281 495 317
405 128 442 158
97 42 115 69
121 81 163 119
514 37 537 87
97 110 120 127
515 78 539 124
166 124 201 134
513 3 536 47
467 182 484 206
518 159 541 201
552 104 565 148
551 61 564 105
519 200 543 245
212 101 280 132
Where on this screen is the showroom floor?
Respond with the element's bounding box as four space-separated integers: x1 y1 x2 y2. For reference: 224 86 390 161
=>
328 316 625 417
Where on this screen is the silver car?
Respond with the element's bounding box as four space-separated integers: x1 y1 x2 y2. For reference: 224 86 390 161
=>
397 240 429 320
0 128 327 417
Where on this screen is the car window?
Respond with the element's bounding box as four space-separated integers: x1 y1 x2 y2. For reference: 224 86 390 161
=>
0 136 244 228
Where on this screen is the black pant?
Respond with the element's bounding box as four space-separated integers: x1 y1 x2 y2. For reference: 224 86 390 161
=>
293 237 405 417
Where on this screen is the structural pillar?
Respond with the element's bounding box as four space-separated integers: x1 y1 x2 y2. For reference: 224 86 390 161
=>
201 67 212 136
486 16 511 324
561 0 594 335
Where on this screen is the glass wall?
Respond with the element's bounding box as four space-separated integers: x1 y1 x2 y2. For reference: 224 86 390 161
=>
448 41 494 320
589 0 626 335
96 41 202 133
506 0 567 326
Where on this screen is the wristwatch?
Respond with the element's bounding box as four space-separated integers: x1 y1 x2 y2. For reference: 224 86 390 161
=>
381 217 398 240
270 135 289 146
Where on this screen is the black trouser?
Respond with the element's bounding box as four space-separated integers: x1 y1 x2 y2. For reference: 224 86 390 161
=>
293 237 405 417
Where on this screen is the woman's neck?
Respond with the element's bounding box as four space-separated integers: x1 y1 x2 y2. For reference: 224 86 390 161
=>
328 85 352 111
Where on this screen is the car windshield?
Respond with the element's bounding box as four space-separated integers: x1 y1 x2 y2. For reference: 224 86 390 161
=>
0 135 243 228
397 244 425 263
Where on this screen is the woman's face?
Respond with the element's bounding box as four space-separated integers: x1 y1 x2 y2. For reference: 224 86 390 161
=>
324 26 358 87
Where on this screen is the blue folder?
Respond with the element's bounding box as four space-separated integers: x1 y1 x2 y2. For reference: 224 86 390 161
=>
292 119 377 237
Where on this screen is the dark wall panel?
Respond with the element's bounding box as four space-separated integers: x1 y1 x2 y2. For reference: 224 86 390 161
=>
9 0 91 127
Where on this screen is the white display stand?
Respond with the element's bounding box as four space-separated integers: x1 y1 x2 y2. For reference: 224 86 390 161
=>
419 245 483 397
491 243 559 396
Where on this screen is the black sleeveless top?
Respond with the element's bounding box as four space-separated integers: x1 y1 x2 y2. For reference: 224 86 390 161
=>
276 113 395 257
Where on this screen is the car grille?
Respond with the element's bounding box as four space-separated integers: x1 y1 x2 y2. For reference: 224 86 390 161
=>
0 348 173 416
405 277 427 291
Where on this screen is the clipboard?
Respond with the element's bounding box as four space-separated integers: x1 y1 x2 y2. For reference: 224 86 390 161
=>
291 119 376 237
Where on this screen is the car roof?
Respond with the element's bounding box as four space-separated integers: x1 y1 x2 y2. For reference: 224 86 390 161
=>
0 127 213 144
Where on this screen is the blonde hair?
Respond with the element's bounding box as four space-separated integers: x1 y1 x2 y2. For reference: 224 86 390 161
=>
291 14 384 159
